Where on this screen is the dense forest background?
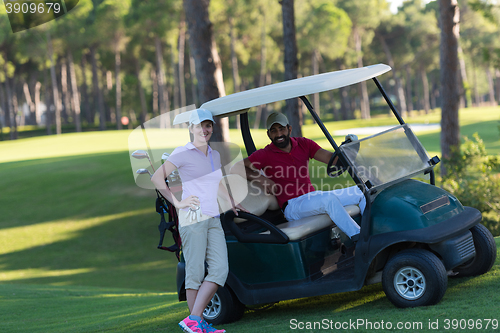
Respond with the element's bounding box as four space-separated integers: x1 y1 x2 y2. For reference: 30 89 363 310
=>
0 0 499 140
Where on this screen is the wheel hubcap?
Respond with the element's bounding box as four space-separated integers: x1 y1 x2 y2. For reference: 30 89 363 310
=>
203 292 221 320
394 266 426 300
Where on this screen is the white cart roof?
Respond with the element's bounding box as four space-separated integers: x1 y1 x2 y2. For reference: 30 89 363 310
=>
173 63 391 125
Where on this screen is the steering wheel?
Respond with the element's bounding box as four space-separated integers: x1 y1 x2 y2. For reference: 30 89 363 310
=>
326 134 360 178
327 151 345 178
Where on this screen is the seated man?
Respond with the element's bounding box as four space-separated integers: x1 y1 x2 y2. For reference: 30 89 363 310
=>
231 112 365 240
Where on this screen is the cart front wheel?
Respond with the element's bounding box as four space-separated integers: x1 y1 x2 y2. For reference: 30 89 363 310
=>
382 249 447 308
203 286 244 325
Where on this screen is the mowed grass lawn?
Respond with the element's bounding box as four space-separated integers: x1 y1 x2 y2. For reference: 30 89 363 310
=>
0 106 499 332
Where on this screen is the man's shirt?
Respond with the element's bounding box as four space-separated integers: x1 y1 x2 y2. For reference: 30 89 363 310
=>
248 137 321 208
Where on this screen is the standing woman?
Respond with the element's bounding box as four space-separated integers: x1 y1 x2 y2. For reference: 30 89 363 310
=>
151 109 244 333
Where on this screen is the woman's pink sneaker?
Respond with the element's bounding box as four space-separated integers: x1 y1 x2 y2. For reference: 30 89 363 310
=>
178 316 204 333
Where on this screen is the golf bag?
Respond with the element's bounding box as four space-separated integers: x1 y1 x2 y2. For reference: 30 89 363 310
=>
155 190 181 261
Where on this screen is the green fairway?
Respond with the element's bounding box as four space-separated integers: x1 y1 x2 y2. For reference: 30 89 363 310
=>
1 243 499 333
0 106 499 332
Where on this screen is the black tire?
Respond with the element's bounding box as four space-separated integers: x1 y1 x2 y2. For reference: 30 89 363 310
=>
382 249 447 308
203 285 245 325
452 224 497 277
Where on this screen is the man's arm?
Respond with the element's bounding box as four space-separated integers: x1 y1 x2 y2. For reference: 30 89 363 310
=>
313 148 338 165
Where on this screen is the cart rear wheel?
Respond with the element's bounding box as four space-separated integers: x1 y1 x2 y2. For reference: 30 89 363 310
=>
452 224 496 277
203 286 244 325
382 249 447 308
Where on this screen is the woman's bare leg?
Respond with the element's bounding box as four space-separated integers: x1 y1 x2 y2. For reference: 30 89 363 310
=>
190 281 219 317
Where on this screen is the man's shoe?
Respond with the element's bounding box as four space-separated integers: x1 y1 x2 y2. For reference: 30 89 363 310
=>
202 320 226 333
350 234 360 243
179 316 204 333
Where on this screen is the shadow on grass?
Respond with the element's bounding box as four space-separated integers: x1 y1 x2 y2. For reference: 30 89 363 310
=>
0 152 180 291
0 284 185 333
0 152 153 229
0 208 178 290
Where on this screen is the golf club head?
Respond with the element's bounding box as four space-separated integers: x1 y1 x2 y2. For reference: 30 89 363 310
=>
161 153 170 164
131 150 149 159
136 168 152 177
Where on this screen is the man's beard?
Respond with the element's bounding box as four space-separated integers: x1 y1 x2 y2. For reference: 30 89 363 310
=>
273 133 291 149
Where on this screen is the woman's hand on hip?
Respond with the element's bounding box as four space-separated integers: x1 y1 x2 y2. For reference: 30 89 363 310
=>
175 195 200 210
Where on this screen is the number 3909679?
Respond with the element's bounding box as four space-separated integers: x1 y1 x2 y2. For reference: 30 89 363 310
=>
5 2 61 14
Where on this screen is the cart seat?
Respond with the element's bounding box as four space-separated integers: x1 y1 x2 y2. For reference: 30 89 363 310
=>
262 205 360 241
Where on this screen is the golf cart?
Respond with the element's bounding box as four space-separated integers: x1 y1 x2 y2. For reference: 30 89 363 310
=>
167 64 496 325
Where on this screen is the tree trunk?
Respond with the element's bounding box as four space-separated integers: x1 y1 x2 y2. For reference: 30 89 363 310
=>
61 57 72 124
4 78 17 139
210 36 230 140
254 11 267 129
103 68 112 123
12 83 21 131
115 45 122 130
486 67 496 105
34 81 41 126
0 83 5 140
281 0 301 137
419 68 430 114
43 66 52 135
337 60 351 120
151 69 159 117
405 66 414 112
172 47 180 112
229 17 240 94
47 31 62 135
184 0 229 142
354 27 370 119
376 32 407 117
189 54 198 106
316 52 337 120
23 82 36 124
439 0 461 175
135 57 148 124
178 15 187 108
171 46 181 128
394 75 407 117
496 69 500 105
80 54 91 125
155 35 170 128
312 49 320 120
67 50 81 132
431 80 438 110
90 46 105 130
457 44 468 108
471 61 480 106
340 87 351 120
229 16 241 129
